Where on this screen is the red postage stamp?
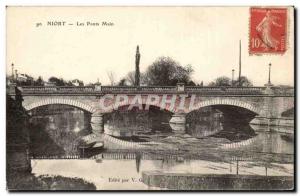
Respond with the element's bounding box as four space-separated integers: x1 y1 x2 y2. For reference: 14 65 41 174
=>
249 7 287 54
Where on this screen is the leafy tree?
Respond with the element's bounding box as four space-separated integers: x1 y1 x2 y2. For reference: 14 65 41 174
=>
48 77 65 86
234 76 253 87
35 76 44 86
143 56 194 86
118 79 127 86
209 76 253 87
118 57 195 86
209 76 231 86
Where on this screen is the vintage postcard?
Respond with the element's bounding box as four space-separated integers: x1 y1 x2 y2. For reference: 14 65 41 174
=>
6 6 294 191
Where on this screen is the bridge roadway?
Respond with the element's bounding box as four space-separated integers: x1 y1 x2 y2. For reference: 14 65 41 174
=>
7 84 294 136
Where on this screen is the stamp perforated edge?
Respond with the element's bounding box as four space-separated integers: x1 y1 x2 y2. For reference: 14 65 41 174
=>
248 6 291 56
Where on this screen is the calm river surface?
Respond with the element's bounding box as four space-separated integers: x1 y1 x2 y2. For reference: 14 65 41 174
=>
29 106 294 190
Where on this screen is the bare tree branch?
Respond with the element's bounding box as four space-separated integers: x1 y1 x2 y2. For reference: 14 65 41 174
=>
107 71 116 86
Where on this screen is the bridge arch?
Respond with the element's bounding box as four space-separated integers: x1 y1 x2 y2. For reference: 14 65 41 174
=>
100 100 176 114
189 98 261 115
23 98 96 113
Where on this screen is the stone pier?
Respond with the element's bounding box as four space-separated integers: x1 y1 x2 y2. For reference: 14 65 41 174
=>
246 86 294 128
169 113 186 134
90 113 104 135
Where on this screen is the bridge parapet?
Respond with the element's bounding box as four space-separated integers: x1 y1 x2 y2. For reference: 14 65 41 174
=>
270 86 294 95
185 86 266 95
8 85 294 96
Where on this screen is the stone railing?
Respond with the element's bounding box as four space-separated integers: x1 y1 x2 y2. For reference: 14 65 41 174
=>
102 85 177 93
7 84 294 96
185 86 265 95
271 86 294 95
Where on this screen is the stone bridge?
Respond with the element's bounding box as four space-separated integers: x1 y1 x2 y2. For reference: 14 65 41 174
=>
7 84 294 135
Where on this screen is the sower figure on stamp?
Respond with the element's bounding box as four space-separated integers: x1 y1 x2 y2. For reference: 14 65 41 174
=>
256 10 282 51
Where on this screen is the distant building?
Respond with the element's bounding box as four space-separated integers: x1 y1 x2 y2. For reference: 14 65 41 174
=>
17 74 34 83
71 79 84 86
14 73 34 86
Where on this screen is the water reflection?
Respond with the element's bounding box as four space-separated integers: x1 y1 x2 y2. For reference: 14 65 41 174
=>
29 105 294 190
186 108 223 138
30 105 91 157
104 106 173 141
29 105 294 156
31 153 293 190
105 106 225 140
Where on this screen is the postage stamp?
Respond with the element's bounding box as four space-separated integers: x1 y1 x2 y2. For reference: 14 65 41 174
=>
249 7 287 54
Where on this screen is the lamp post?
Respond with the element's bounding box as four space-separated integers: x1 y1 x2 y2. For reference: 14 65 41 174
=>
135 45 140 86
264 62 274 94
268 63 272 85
11 63 14 81
238 40 241 86
232 69 235 86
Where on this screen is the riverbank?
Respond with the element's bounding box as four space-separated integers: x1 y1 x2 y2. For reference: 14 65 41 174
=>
142 171 294 190
7 171 96 191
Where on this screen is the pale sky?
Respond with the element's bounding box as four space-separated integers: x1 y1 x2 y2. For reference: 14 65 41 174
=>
6 6 294 86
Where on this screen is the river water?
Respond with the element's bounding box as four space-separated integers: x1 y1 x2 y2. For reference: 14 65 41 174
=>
29 105 294 190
